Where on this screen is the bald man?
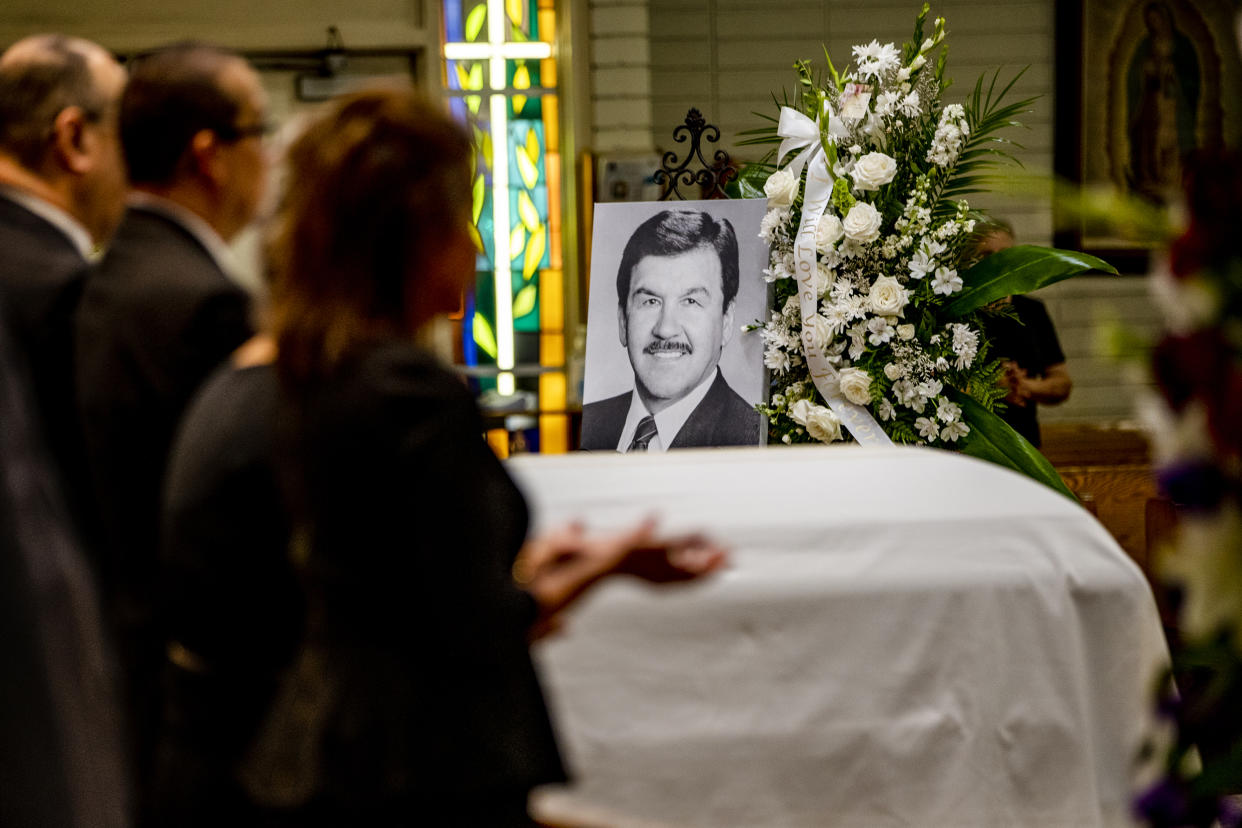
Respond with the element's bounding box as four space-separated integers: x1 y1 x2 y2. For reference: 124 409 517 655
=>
0 34 127 528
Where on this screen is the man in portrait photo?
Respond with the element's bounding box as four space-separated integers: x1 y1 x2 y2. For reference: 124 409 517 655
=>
580 206 765 452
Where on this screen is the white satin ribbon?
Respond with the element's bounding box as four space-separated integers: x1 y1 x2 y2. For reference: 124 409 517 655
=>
779 108 892 446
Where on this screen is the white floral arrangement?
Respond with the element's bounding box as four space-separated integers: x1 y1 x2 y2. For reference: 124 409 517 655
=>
736 4 1113 490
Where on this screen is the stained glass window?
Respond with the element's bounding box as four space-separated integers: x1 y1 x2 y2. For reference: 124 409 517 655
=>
442 0 566 453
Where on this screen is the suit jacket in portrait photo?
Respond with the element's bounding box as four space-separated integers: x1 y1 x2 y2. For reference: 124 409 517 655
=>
580 368 762 451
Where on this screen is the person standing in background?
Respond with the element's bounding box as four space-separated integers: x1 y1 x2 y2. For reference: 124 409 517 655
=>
976 220 1072 448
0 34 128 534
74 42 269 822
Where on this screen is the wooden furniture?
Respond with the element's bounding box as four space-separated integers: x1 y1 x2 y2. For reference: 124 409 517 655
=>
1042 423 1160 579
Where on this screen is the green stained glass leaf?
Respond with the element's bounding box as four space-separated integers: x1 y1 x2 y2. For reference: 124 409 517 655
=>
516 142 539 190
471 174 485 224
517 190 540 232
467 62 483 91
523 224 545 281
473 313 498 358
465 3 487 42
509 224 526 259
513 63 531 90
513 283 537 318
466 94 482 115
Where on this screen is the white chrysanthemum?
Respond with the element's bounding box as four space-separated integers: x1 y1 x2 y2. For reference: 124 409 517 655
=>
875 90 901 117
932 266 962 296
940 421 970 442
851 39 901 80
823 302 851 336
764 345 792 374
915 416 940 439
900 90 922 117
759 207 791 244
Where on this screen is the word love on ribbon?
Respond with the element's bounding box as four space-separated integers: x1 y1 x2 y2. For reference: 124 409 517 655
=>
777 106 892 446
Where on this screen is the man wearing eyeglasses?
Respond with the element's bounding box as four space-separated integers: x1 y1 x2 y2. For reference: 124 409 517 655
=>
0 35 128 529
74 43 270 822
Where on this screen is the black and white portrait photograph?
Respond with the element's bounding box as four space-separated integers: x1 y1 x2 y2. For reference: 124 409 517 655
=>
580 199 770 452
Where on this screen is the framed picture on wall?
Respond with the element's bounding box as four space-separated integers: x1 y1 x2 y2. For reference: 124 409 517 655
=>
1054 0 1242 272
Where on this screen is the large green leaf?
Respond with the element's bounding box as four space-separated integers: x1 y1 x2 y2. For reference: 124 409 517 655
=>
944 245 1118 317
735 164 772 200
947 388 1075 499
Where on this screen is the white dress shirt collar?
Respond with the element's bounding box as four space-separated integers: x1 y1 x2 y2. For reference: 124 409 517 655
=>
615 368 719 453
0 185 94 260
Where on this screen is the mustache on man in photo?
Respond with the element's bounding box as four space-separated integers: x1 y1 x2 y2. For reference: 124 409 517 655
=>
645 340 692 355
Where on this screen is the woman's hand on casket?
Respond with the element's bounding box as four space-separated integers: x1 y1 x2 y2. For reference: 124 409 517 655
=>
515 519 726 639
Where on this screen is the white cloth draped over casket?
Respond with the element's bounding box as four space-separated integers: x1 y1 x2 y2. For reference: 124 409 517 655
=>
508 446 1167 828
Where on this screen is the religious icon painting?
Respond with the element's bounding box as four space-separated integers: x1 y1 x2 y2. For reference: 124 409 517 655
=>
580 199 771 452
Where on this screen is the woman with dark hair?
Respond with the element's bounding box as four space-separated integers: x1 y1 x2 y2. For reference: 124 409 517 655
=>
156 88 724 826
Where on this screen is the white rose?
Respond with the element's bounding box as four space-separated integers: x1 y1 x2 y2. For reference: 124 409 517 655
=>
804 405 843 443
787 398 814 426
897 323 916 341
815 214 844 252
883 362 904 381
763 168 799 207
868 275 908 316
843 202 882 243
851 152 897 191
809 261 832 297
838 367 872 406
805 313 834 351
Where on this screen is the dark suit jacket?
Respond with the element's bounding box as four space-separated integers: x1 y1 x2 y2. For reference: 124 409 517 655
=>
580 368 763 450
0 309 127 828
0 194 93 528
75 205 253 793
77 206 253 593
